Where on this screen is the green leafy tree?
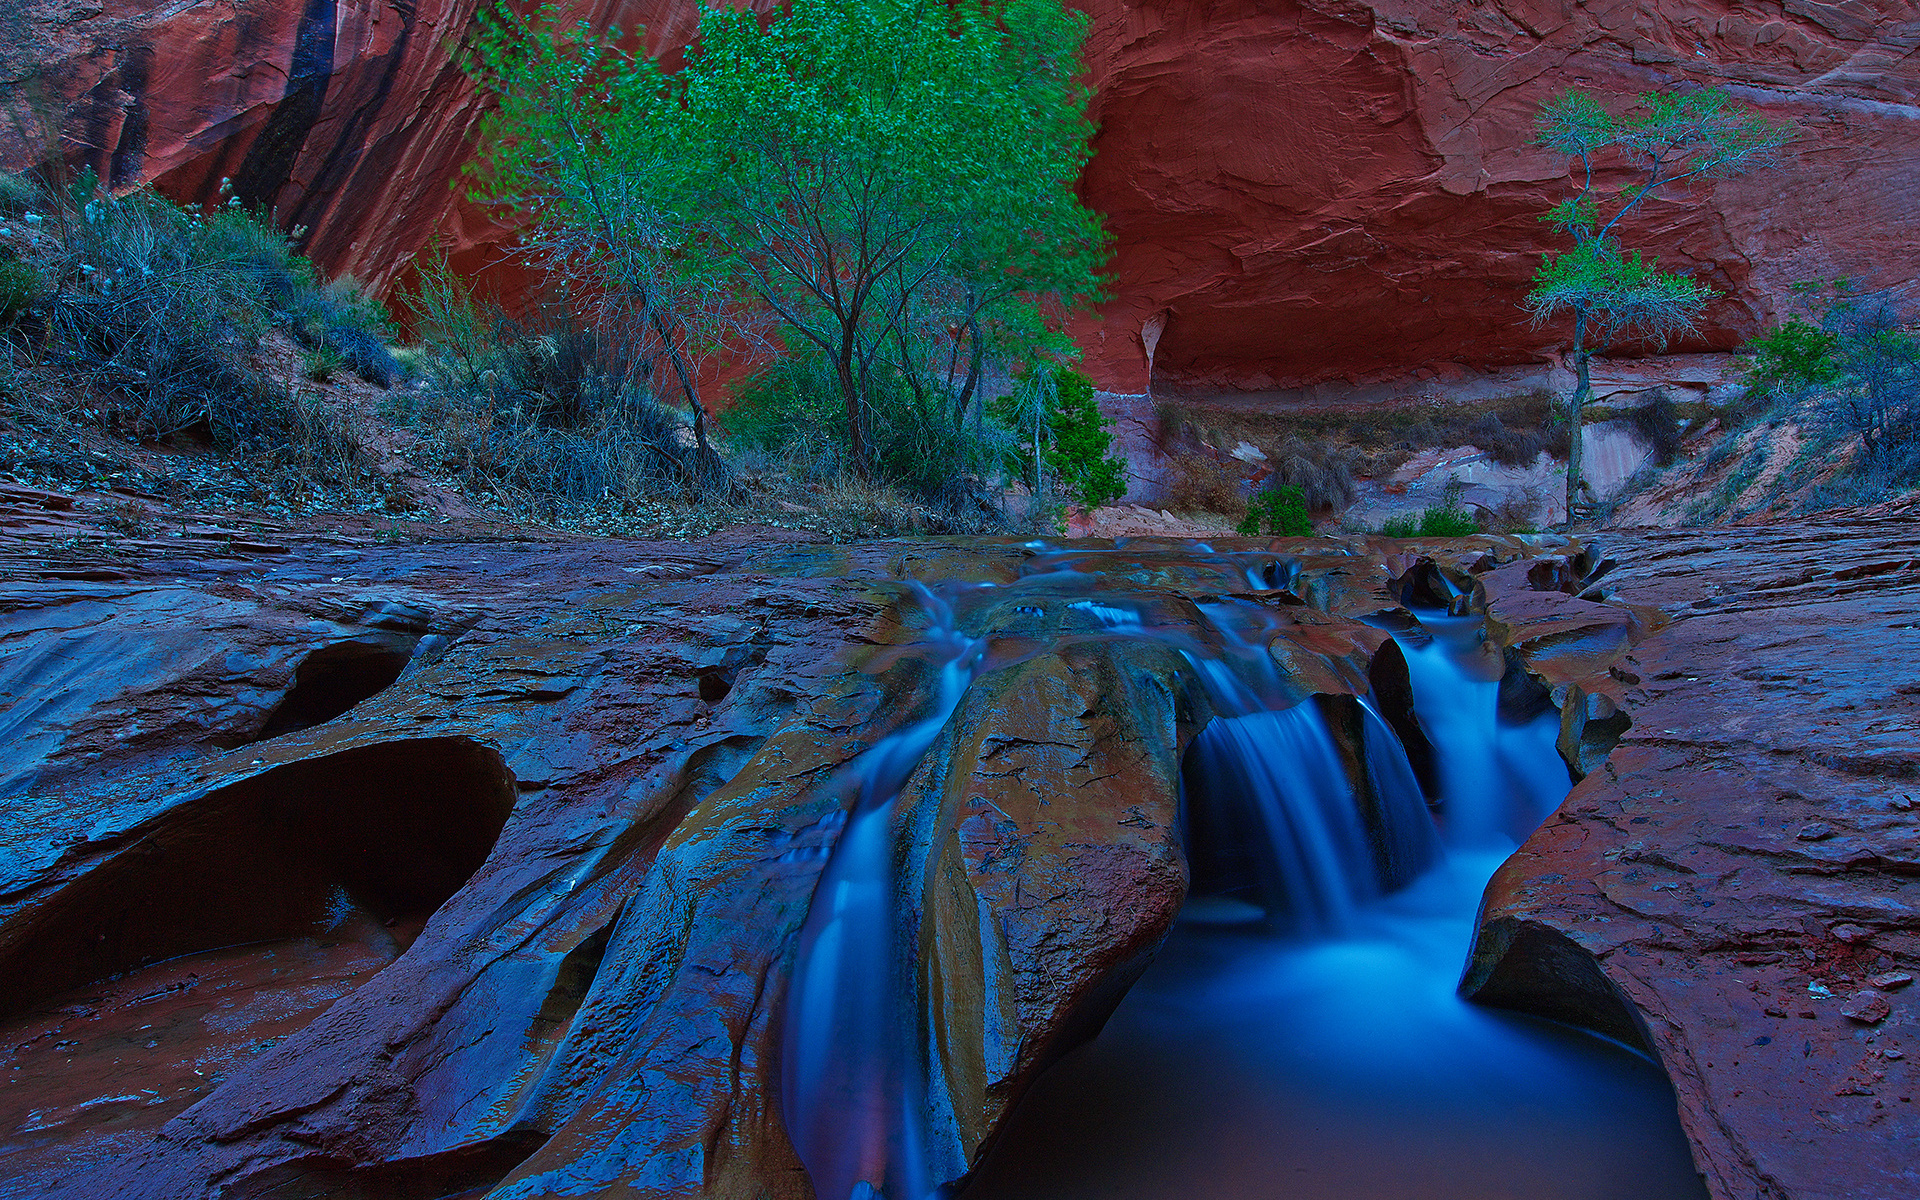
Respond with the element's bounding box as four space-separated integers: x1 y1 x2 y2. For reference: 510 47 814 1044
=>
1044 368 1126 509
1746 316 1842 394
466 0 1108 478
990 366 1126 513
1527 88 1791 522
1747 280 1919 480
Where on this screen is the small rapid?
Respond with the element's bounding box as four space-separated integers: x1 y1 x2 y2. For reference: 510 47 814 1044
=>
1394 611 1569 846
782 582 987 1200
960 606 1707 1200
1183 705 1377 936
782 557 1704 1200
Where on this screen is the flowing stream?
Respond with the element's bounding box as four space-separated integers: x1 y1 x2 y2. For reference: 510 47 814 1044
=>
782 582 987 1200
960 609 1706 1200
783 572 1706 1200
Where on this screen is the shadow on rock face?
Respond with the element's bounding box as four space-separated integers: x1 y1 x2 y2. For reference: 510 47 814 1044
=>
1460 917 1658 1056
0 736 515 1017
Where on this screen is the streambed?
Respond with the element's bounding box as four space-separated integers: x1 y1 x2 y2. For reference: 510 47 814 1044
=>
960 848 1705 1200
958 612 1705 1200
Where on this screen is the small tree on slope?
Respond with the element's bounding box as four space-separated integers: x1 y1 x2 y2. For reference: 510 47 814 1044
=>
1526 88 1791 523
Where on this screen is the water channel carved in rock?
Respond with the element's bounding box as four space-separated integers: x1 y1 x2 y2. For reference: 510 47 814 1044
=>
0 529 1913 1199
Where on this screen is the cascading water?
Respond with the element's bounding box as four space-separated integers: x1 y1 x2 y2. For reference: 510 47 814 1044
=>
961 606 1706 1200
1358 698 1444 890
1075 592 1436 936
1393 611 1570 845
1182 704 1377 936
782 583 986 1200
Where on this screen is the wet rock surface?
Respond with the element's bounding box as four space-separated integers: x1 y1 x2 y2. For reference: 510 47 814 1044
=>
0 512 1914 1198
1465 516 1920 1200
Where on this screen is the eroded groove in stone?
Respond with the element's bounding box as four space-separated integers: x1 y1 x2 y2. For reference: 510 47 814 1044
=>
0 528 1910 1200
0 736 515 1014
255 639 418 739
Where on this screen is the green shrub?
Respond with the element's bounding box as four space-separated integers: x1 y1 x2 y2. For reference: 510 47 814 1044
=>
1237 484 1313 536
303 343 347 383
48 188 283 447
1043 369 1126 510
300 277 401 387
0 257 43 324
1744 317 1840 394
723 353 846 468
1379 502 1480 538
0 172 40 217
728 347 1013 531
989 366 1125 515
1738 284 1920 505
401 264 730 517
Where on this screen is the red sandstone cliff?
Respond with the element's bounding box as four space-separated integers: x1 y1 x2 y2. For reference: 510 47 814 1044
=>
4 0 1915 393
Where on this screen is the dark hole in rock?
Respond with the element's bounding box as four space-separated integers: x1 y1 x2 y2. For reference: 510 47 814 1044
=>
1396 560 1463 611
1460 917 1659 1056
257 639 416 738
0 736 515 1017
697 668 734 703
1497 651 1558 726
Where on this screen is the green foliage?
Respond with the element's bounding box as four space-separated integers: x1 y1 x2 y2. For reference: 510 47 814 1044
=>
1527 87 1791 520
302 342 347 383
11 184 403 452
397 256 731 516
0 257 43 324
1744 317 1841 394
0 171 40 217
725 348 1014 527
1042 369 1125 509
989 366 1126 511
0 175 407 504
1736 281 1919 503
1773 286 1920 493
465 0 1108 477
1529 88 1792 336
1236 483 1312 536
1378 503 1480 538
49 189 285 447
722 354 847 461
1527 244 1709 345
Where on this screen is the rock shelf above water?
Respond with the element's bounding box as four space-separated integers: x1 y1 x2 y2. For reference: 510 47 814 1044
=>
0 515 1916 1199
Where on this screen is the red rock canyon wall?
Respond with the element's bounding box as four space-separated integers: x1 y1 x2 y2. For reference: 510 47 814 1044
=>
4 0 1916 393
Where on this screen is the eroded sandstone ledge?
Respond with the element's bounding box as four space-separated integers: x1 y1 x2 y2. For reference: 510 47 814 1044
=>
0 512 1915 1198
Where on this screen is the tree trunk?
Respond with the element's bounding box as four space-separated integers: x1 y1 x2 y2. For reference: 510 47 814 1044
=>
836 337 869 478
954 313 985 429
650 309 710 452
1565 309 1591 526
